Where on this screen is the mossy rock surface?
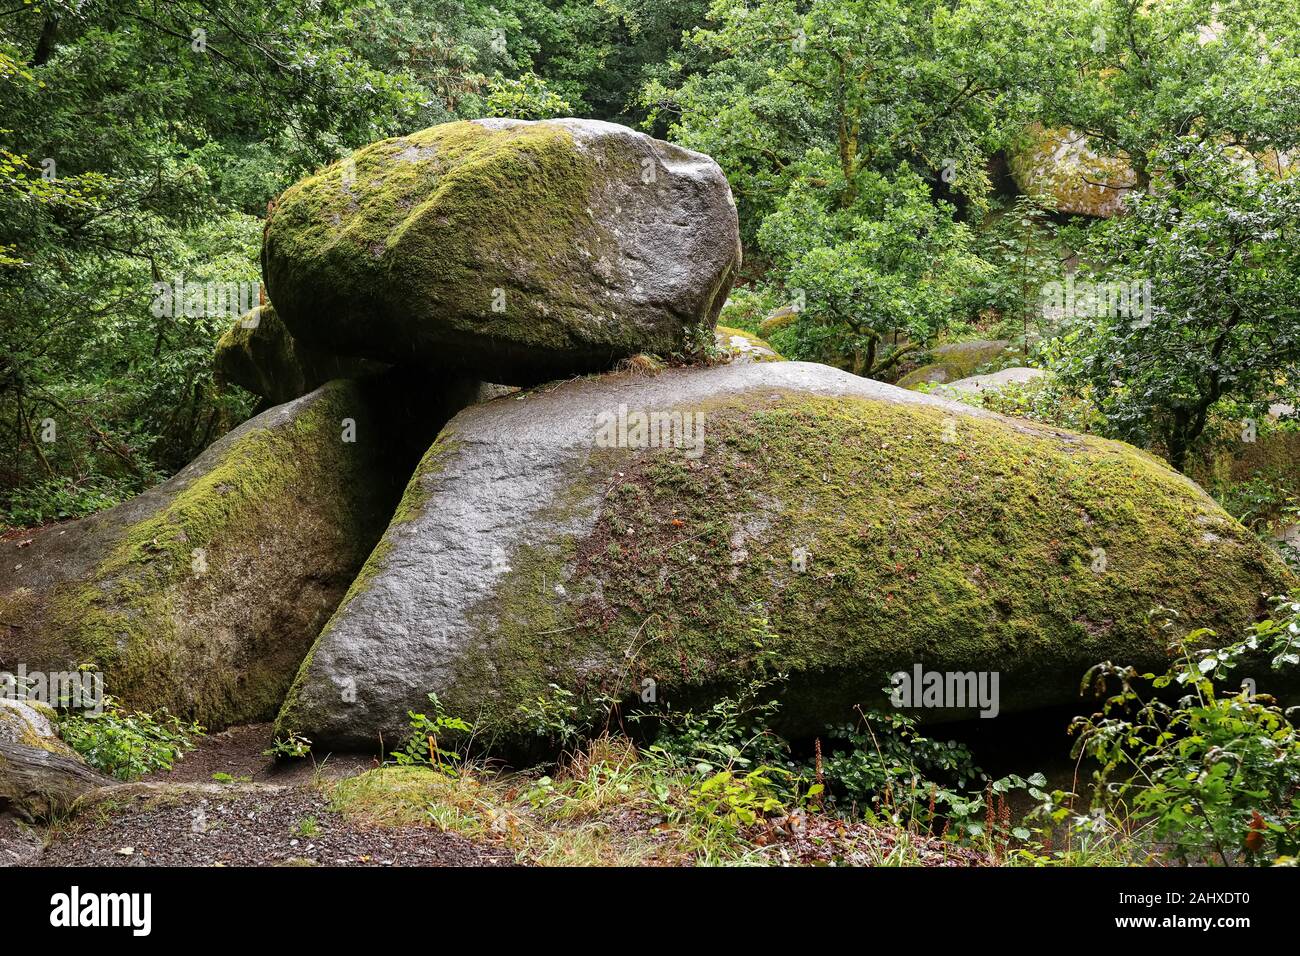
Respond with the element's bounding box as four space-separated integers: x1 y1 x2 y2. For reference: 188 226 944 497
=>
714 326 783 364
1006 124 1135 218
897 340 1016 389
0 373 481 730
262 118 742 386
0 699 76 758
277 361 1289 751
213 303 385 405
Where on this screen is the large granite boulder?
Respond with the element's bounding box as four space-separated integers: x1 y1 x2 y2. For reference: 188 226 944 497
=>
0 373 480 729
276 361 1289 750
1006 125 1136 218
262 118 742 385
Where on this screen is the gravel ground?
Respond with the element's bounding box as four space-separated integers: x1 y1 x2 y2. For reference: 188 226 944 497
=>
0 815 42 866
24 723 516 867
36 787 516 867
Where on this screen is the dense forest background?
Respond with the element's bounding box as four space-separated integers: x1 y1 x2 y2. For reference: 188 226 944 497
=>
2 0 1299 528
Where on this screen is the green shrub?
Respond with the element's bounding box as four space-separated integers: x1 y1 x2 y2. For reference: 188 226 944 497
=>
2 474 148 529
264 730 312 760
391 693 473 774
59 697 203 780
1068 595 1300 865
818 707 1044 843
633 672 791 775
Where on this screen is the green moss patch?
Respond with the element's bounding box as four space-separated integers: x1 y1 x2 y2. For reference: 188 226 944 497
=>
441 393 1289 736
37 382 396 729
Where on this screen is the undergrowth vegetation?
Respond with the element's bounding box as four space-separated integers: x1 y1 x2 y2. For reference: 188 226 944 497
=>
58 697 203 782
325 594 1300 866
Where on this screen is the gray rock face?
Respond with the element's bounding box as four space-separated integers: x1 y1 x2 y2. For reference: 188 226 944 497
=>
262 118 742 385
936 367 1047 397
277 361 1288 751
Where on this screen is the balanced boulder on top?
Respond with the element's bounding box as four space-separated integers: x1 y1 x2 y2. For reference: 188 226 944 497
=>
262 118 743 385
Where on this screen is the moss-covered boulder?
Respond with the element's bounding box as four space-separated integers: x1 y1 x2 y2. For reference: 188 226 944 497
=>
213 304 385 406
0 373 482 730
896 340 1016 389
276 361 1289 751
262 118 742 385
1187 425 1300 558
714 326 783 364
759 305 800 339
1007 125 1136 218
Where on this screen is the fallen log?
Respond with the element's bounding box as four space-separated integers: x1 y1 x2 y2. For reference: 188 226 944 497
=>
0 739 112 822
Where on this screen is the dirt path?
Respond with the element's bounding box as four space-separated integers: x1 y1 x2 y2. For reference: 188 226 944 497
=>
135 722 375 786
28 724 516 867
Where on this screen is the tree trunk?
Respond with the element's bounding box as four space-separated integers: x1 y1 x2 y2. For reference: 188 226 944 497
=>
32 15 59 67
0 740 111 822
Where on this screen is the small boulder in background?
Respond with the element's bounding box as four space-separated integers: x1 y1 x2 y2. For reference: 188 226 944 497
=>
714 326 783 364
936 367 1047 398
